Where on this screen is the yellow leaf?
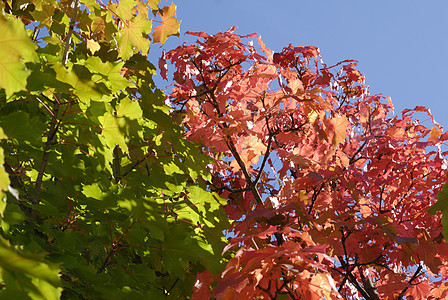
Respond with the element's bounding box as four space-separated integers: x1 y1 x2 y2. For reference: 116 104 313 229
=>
86 39 101 54
148 0 160 11
108 0 135 21
307 109 319 123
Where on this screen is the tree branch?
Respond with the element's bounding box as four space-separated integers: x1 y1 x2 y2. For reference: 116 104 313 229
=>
397 264 423 300
191 61 263 205
225 136 263 204
358 266 380 300
308 182 325 214
254 134 273 185
349 139 368 165
32 0 79 209
113 145 122 183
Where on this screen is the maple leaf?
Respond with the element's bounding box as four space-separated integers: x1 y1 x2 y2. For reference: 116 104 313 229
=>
191 269 213 300
429 282 448 299
152 3 181 45
108 0 135 21
148 0 160 12
428 126 442 143
386 126 406 139
256 36 273 62
164 29 448 300
359 197 372 218
310 274 337 299
159 50 168 80
324 115 348 146
117 13 152 60
0 16 36 97
406 282 431 299
30 2 56 29
86 39 101 54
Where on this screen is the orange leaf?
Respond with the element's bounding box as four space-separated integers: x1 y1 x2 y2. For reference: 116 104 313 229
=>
428 126 442 143
152 3 181 44
324 115 348 146
310 273 337 299
406 282 431 299
256 36 273 62
386 126 406 139
331 115 348 146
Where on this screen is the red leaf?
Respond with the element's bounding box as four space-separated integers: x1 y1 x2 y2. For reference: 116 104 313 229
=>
256 36 273 62
191 270 214 300
164 29 448 300
159 50 167 80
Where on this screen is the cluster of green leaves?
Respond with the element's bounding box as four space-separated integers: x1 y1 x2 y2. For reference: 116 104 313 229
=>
0 0 229 299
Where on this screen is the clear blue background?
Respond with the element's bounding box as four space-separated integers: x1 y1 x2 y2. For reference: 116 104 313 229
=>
153 1 448 129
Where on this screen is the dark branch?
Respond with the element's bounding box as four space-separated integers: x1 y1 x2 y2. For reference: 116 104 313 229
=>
254 134 273 184
397 264 423 300
32 0 80 212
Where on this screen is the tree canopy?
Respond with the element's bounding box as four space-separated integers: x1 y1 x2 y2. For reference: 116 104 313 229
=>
0 0 229 298
1 1 448 299
162 28 448 299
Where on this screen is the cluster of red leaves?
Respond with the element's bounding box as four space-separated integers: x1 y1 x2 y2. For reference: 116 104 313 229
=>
162 28 448 299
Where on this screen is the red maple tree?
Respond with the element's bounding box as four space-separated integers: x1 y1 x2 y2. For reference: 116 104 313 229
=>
162 28 448 299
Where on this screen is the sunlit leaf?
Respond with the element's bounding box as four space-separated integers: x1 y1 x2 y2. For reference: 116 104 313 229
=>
86 39 101 54
152 3 180 44
117 13 152 60
0 16 35 96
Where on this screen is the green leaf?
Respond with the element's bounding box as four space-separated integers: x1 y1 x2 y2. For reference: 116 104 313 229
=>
0 15 36 97
0 237 62 299
0 1 229 298
116 97 143 120
99 111 128 153
0 111 42 143
29 1 57 29
429 179 448 238
53 63 108 102
117 14 152 60
82 183 106 200
84 57 132 92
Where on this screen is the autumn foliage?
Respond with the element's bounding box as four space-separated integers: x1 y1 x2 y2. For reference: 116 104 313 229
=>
2 0 448 299
162 28 448 299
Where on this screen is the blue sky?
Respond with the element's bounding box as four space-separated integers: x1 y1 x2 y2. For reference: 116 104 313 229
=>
153 0 448 130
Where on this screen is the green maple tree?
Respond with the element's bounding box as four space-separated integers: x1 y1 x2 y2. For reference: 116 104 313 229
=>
0 1 229 299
